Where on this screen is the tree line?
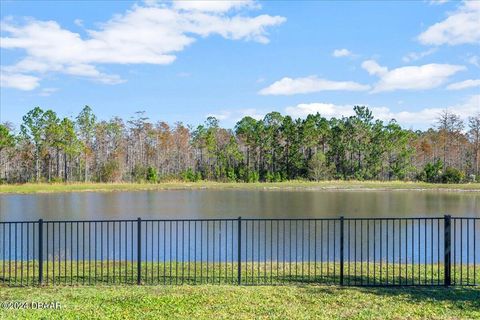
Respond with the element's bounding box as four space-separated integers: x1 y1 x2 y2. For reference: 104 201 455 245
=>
1 105 479 184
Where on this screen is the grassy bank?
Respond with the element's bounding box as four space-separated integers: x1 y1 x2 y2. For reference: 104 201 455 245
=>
1 180 480 194
1 285 479 319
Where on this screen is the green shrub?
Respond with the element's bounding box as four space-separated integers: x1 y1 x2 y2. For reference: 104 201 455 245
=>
226 168 237 182
308 152 334 181
441 167 464 183
181 168 201 182
146 166 158 183
98 160 121 182
131 165 147 182
249 171 259 183
417 160 443 183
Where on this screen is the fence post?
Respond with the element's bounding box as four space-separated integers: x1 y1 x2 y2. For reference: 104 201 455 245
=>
444 215 451 287
137 217 142 285
237 216 242 285
38 219 43 285
340 216 344 286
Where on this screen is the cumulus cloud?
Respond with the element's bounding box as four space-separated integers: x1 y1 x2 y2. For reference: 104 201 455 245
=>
285 102 357 118
446 79 480 90
361 60 388 76
0 1 285 90
0 71 40 90
361 60 465 92
332 48 352 57
284 94 480 129
209 95 479 129
418 1 480 46
259 76 370 95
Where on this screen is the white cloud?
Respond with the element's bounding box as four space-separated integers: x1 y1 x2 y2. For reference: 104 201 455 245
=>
361 60 465 92
259 76 370 95
173 0 257 13
284 94 480 129
418 1 480 46
402 48 437 63
389 94 480 127
0 2 285 90
332 48 352 58
0 71 40 90
447 79 480 90
285 102 356 118
361 60 388 76
209 95 479 129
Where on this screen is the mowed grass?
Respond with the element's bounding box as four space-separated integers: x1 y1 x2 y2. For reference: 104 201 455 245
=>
1 180 480 194
1 261 479 319
1 285 479 319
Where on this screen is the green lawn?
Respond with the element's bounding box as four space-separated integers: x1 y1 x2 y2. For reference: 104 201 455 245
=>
1 180 480 194
1 261 479 319
1 285 479 319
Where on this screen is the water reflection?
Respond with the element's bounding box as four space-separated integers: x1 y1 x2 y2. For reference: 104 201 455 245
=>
0 190 478 221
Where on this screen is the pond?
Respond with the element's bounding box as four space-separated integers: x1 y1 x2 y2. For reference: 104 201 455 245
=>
0 189 479 221
0 190 478 281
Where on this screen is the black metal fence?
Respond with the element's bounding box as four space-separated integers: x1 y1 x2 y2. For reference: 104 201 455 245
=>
0 216 478 287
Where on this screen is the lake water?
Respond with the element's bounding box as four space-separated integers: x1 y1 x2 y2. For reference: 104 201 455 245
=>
0 189 479 221
0 190 478 279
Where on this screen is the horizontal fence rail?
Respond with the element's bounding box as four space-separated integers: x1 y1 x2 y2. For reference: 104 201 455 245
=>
0 216 478 287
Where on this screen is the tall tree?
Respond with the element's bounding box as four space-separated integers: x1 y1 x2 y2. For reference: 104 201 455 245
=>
468 113 480 176
0 123 16 181
436 110 464 168
76 106 97 182
60 117 81 181
20 107 46 182
0 124 15 152
2 105 477 184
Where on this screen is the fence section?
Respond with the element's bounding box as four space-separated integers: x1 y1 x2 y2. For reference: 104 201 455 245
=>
0 216 478 286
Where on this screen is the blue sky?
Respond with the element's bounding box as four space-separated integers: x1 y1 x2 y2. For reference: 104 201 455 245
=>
1 0 479 129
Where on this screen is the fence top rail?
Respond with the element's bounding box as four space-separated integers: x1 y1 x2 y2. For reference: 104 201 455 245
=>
0 215 478 224
0 220 39 224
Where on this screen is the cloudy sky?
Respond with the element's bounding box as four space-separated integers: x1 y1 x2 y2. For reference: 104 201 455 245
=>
1 0 479 129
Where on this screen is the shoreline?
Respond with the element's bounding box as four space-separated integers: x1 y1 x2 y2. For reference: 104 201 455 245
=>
1 181 480 194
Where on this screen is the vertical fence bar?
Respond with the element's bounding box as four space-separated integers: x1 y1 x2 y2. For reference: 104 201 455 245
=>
444 215 451 287
137 218 142 285
237 216 242 285
340 217 344 286
38 219 43 285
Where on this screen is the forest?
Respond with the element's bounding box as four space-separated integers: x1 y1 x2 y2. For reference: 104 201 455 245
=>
0 105 479 184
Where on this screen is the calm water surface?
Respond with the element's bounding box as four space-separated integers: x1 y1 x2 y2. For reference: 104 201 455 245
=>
0 190 478 268
0 189 478 220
